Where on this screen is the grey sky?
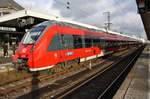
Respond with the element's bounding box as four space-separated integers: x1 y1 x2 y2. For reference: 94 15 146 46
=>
15 0 146 38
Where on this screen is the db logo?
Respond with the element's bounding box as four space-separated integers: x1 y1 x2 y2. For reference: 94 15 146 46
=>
66 52 74 56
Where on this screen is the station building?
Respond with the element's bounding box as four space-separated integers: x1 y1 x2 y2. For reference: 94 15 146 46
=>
0 0 57 49
0 0 24 48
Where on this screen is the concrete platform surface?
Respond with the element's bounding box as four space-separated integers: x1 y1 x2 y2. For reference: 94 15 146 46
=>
113 45 150 99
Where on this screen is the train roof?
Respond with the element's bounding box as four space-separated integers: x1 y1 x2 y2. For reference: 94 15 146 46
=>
39 16 139 42
51 19 138 42
0 9 140 42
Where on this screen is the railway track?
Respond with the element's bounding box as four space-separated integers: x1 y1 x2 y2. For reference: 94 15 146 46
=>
15 47 138 99
0 47 139 99
0 57 11 64
54 45 145 99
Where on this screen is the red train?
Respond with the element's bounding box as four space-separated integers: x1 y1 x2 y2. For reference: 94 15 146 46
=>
12 20 140 71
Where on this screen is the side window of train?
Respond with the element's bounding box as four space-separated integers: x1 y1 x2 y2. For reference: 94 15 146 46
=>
73 35 82 49
60 34 74 50
110 41 112 47
110 41 113 47
48 33 61 51
105 40 109 47
85 38 92 48
99 39 104 48
93 39 100 46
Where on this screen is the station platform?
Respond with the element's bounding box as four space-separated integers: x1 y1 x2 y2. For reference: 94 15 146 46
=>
113 45 150 99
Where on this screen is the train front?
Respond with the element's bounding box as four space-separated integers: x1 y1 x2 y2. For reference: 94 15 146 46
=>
12 24 47 71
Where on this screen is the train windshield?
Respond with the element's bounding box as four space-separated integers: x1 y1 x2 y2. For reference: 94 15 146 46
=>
22 25 47 44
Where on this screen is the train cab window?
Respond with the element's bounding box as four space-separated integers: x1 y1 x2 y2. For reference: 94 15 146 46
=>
48 33 61 51
22 25 47 44
61 34 74 49
73 35 83 48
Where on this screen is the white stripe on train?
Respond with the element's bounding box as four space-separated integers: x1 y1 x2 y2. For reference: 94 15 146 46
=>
30 65 54 71
30 51 105 71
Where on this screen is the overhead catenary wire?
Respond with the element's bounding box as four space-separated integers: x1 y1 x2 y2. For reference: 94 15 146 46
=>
53 0 108 28
53 0 91 19
26 0 140 37
52 0 140 36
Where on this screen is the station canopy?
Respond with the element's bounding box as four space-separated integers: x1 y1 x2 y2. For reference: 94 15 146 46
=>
0 0 24 12
136 0 150 40
0 10 60 31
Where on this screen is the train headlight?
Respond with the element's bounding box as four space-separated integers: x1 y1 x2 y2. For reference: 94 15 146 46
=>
22 48 27 53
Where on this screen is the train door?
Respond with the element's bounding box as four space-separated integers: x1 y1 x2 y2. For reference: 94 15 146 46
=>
47 33 62 65
102 39 107 53
98 39 105 53
59 34 74 62
73 35 83 60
